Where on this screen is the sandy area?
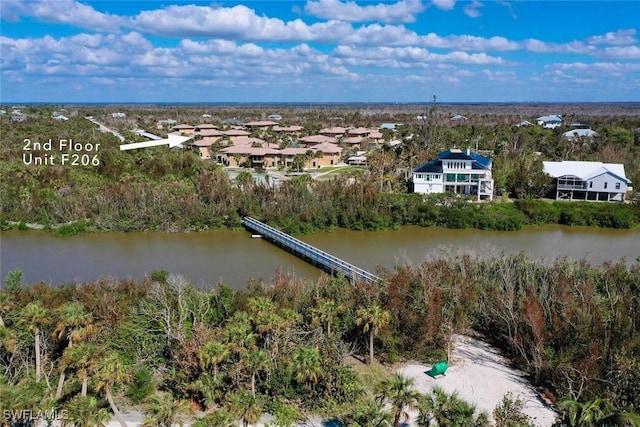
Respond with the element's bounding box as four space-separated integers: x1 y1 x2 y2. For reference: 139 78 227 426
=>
397 334 558 427
103 334 557 427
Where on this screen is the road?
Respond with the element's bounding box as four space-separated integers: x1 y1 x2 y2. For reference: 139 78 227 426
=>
85 116 125 142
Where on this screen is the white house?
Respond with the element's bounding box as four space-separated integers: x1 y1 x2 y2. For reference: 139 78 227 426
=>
543 161 631 202
413 149 494 201
537 115 562 129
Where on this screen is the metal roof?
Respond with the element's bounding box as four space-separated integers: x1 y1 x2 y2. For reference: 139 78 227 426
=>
414 149 492 173
543 161 630 183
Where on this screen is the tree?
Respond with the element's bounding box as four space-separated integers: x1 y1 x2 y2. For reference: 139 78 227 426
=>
356 304 391 364
418 387 484 427
235 171 254 191
60 342 102 397
63 395 111 427
227 390 263 427
95 352 132 427
290 155 306 173
345 397 393 427
269 403 303 427
376 374 421 427
509 154 552 199
492 393 535 427
199 341 230 381
0 291 14 327
312 299 342 336
244 349 270 397
19 301 50 383
192 408 236 427
291 346 322 390
3 268 23 295
53 301 94 399
141 391 192 427
555 397 640 427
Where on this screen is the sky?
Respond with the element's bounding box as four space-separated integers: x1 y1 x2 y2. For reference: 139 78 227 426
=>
1 0 639 103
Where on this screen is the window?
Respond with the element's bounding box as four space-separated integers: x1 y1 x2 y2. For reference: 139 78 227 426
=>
604 182 608 189
589 182 593 188
615 182 621 190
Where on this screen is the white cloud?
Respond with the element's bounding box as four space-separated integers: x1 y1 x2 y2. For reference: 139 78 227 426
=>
422 33 519 51
1 0 124 32
598 45 640 60
522 38 598 55
304 0 426 23
463 1 483 18
549 62 640 74
332 44 508 67
480 69 516 81
342 24 421 46
432 0 455 11
131 4 311 41
587 29 637 46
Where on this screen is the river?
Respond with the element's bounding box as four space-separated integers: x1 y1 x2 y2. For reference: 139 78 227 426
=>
1 225 639 289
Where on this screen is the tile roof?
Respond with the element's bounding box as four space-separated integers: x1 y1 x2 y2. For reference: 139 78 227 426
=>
299 135 337 144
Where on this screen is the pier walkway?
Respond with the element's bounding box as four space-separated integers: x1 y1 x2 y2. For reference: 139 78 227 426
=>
242 217 381 284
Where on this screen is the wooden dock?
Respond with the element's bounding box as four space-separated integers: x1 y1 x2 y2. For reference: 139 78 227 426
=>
242 217 381 284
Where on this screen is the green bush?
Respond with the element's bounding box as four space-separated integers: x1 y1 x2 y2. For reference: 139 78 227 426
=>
126 367 156 404
54 220 88 237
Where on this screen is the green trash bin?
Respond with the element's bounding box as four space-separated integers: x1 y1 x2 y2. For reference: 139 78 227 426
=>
429 361 448 377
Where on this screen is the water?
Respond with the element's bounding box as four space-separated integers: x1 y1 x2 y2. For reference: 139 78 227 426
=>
1 225 638 289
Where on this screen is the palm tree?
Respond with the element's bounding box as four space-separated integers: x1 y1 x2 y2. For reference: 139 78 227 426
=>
192 408 236 427
0 291 13 327
556 397 640 427
312 299 343 336
224 315 256 356
418 386 481 427
53 301 94 398
377 374 421 427
244 349 270 397
0 324 17 354
61 342 102 397
141 391 192 427
199 341 230 381
227 390 263 427
19 301 50 383
355 304 391 364
291 346 323 390
346 397 392 427
271 403 303 427
235 171 253 190
95 352 132 427
63 395 111 427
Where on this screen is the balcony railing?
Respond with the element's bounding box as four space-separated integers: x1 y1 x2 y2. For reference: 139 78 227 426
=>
557 184 587 190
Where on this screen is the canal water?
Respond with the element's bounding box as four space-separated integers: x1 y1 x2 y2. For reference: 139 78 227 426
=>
2 225 639 289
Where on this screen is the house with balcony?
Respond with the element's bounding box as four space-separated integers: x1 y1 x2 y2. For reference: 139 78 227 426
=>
542 161 631 201
413 149 494 201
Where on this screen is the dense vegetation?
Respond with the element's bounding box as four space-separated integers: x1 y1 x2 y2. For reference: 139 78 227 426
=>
1 253 639 425
2 107 640 234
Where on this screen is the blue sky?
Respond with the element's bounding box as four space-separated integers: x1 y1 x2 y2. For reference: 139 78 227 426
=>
1 0 639 103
